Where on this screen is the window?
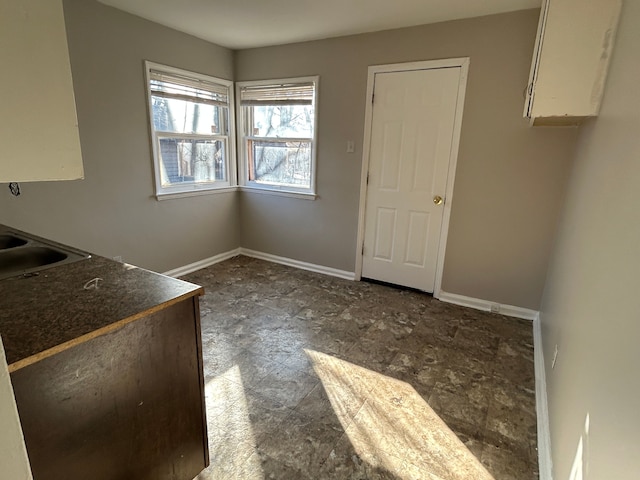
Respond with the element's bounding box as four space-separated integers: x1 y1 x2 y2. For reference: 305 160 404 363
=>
145 62 235 197
237 77 318 196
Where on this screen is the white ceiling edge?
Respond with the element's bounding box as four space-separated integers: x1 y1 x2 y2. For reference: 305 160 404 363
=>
97 0 541 50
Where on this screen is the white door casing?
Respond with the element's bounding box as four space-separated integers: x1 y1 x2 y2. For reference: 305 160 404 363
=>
356 59 469 295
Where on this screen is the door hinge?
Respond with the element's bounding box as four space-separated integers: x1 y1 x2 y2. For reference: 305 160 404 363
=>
366 172 369 185
371 94 375 104
362 244 365 255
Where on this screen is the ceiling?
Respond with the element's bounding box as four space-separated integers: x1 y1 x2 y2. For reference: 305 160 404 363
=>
98 0 541 50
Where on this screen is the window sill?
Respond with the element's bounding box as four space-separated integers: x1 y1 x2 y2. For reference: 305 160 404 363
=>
240 186 317 200
155 186 238 201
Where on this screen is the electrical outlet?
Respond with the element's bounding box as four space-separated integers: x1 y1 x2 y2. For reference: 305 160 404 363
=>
552 344 559 369
490 303 500 313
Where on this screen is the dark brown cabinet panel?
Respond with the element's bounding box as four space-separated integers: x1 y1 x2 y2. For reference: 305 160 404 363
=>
10 298 208 480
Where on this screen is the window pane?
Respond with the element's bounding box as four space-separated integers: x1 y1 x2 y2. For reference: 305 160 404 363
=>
249 139 311 188
158 138 226 186
152 95 227 135
250 105 313 138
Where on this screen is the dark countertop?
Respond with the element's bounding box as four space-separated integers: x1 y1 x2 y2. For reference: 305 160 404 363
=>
0 252 203 371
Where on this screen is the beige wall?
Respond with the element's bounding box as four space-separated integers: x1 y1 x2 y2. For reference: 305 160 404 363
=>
236 9 578 310
539 1 640 478
0 0 239 273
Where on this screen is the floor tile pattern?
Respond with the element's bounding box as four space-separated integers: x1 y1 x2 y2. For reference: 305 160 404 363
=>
183 256 538 480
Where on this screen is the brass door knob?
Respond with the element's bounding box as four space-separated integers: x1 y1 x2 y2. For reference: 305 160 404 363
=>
433 195 444 205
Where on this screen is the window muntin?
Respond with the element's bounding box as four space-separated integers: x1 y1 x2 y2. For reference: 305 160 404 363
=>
238 78 318 195
145 62 235 196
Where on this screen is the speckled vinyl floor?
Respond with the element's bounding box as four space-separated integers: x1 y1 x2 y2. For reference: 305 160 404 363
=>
182 256 538 480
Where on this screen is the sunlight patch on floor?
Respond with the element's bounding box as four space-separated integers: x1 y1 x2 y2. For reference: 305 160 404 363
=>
306 349 495 480
196 365 264 480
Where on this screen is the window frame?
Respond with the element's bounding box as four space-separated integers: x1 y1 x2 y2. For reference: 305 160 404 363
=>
236 76 319 198
144 61 237 199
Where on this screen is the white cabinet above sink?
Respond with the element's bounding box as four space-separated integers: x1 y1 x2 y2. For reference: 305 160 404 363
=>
0 0 84 182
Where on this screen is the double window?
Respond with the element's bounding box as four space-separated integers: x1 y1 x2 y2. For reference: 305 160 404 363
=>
145 63 317 198
145 62 235 197
237 77 318 196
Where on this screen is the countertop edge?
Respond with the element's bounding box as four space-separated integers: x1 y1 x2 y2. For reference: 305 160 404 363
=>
8 287 204 373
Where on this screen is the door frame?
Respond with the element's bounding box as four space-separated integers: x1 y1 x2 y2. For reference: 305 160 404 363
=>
354 58 470 298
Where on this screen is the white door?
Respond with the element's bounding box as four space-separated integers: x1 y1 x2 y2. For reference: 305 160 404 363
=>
362 67 461 292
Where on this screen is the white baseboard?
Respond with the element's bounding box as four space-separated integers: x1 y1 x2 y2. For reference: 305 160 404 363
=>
239 248 356 281
163 247 355 281
534 313 553 480
162 248 241 278
436 291 539 320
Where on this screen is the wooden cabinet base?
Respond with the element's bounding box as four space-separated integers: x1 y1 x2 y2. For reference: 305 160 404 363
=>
10 298 208 480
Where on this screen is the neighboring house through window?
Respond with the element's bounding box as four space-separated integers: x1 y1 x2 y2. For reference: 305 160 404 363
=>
145 61 235 197
237 77 319 197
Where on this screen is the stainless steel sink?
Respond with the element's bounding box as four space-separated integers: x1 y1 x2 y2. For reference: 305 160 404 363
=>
0 234 27 250
0 227 90 280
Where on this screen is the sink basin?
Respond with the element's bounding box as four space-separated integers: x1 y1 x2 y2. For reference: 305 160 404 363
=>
0 234 28 250
0 227 90 280
0 247 68 276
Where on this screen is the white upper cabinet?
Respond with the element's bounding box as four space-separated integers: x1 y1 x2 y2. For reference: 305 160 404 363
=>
524 0 622 126
0 0 84 182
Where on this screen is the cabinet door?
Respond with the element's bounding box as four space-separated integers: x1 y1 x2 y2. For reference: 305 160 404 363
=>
523 0 550 119
525 0 622 125
0 0 84 182
11 299 208 480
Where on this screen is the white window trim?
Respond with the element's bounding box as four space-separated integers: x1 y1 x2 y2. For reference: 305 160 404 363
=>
241 186 316 200
154 186 238 201
236 76 319 197
144 61 237 199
